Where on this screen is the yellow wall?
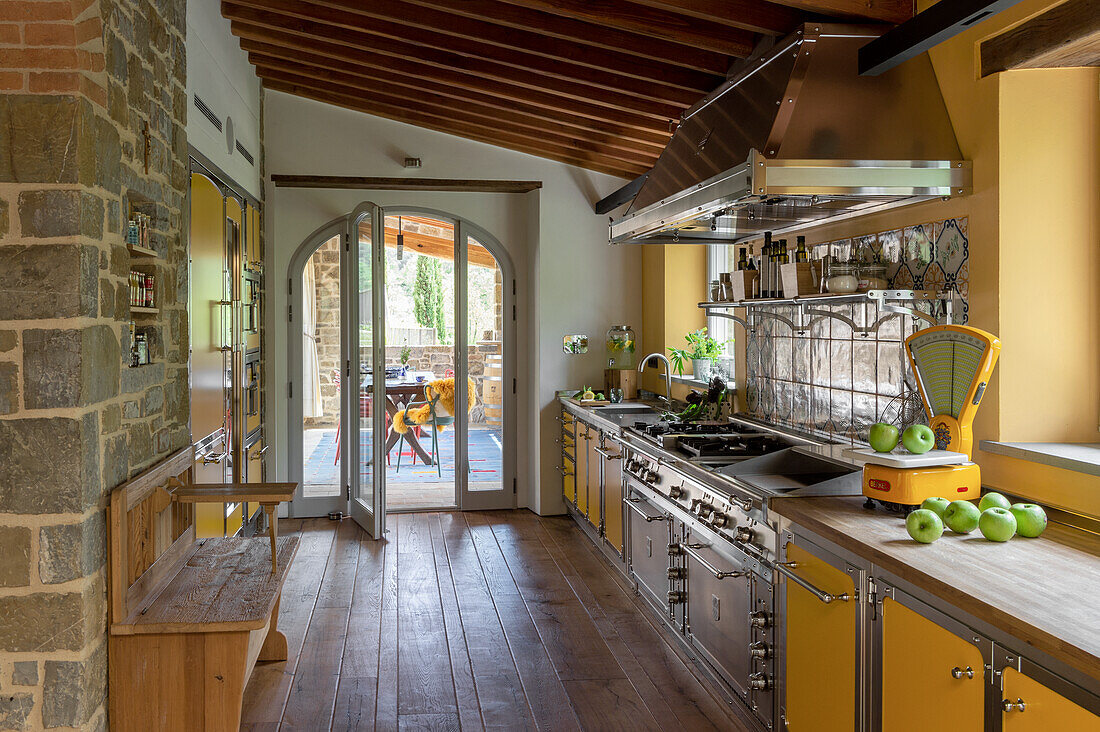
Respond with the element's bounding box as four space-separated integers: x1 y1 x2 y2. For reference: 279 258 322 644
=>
639 245 707 400
641 0 1100 516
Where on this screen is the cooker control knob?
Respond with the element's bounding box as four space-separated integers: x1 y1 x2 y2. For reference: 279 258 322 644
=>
749 611 770 629
643 469 658 484
749 641 772 660
669 484 684 499
689 498 702 512
668 543 685 556
666 590 686 604
735 526 756 544
667 567 686 580
710 513 729 529
749 672 772 691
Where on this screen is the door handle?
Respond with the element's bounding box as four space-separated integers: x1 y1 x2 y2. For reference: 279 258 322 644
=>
951 666 974 679
555 465 573 477
595 448 621 460
249 445 269 461
776 561 851 604
625 497 666 522
201 452 227 465
681 543 746 580
1001 698 1026 712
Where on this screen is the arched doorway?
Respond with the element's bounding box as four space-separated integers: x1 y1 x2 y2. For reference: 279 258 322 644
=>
286 205 517 538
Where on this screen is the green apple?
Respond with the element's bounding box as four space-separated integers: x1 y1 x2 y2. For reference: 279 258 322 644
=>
905 508 944 544
901 424 935 454
943 500 981 534
1010 503 1048 538
920 496 950 519
978 492 1012 512
979 507 1017 542
868 422 900 453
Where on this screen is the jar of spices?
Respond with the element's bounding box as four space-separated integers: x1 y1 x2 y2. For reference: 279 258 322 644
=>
858 263 888 292
825 263 859 294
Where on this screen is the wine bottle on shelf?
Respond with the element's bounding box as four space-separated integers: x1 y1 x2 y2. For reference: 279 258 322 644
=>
795 235 808 263
747 244 757 271
762 231 773 297
736 246 748 271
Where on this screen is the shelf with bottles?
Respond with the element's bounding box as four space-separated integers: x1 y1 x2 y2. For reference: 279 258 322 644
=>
127 321 156 368
128 268 158 314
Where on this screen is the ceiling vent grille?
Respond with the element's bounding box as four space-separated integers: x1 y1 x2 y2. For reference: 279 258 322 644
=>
193 94 222 132
235 141 254 166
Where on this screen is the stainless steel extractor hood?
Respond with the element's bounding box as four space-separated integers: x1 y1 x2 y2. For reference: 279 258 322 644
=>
609 24 972 245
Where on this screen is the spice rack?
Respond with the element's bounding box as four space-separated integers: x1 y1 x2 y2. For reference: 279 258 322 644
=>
699 289 955 336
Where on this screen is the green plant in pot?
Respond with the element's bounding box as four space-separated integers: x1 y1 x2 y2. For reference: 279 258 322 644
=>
668 328 723 380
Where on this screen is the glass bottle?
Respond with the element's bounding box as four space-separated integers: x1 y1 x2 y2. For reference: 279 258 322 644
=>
605 325 636 370
795 236 808 263
736 247 748 271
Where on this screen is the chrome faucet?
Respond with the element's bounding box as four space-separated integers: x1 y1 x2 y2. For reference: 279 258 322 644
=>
638 353 673 409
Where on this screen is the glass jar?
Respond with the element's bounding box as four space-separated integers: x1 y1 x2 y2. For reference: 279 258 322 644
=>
826 263 859 294
709 280 722 302
606 325 636 370
858 263 888 292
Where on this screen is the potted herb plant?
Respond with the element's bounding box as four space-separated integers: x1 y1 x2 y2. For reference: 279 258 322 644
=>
668 328 723 381
399 342 412 377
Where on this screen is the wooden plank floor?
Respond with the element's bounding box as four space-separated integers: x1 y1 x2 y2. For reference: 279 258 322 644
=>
242 511 753 731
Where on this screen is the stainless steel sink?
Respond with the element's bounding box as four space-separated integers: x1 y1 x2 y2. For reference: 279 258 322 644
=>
592 404 656 415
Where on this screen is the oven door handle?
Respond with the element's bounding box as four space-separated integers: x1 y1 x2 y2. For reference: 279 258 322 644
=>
594 448 621 460
682 543 747 580
776 561 851 604
625 497 667 522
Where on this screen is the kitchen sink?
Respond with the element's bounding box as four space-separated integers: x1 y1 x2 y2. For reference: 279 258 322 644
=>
592 404 657 415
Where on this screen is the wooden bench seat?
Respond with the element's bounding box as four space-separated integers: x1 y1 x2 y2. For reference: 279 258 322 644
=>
107 447 299 732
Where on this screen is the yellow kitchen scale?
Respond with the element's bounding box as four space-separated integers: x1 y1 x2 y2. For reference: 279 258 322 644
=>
851 324 1001 512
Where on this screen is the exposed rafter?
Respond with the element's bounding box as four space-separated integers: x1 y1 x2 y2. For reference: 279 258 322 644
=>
765 0 910 24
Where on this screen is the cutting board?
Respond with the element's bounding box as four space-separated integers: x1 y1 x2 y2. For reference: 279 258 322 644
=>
567 397 611 407
843 447 970 468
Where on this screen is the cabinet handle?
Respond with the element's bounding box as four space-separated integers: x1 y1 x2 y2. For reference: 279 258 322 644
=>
625 497 666 522
555 466 573 477
249 445 268 461
201 452 227 465
681 543 746 580
1002 698 1026 713
951 666 974 680
775 561 851 604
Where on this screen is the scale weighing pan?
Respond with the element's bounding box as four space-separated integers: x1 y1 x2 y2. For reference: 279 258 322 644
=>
843 446 970 468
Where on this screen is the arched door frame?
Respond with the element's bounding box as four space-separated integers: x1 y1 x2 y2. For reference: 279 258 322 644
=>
285 206 517 519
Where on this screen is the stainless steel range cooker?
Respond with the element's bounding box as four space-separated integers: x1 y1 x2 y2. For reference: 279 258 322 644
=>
620 416 862 730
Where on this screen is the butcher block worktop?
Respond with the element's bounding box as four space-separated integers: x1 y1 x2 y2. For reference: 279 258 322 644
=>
770 496 1100 682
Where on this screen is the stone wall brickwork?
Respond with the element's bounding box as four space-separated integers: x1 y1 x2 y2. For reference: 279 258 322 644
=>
0 0 187 728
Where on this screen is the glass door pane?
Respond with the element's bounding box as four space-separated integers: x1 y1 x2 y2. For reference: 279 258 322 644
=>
459 230 513 509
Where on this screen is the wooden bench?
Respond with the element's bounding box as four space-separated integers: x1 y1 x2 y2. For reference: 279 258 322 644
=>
107 447 300 732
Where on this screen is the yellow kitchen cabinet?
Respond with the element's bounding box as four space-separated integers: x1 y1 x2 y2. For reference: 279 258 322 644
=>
782 540 857 732
560 411 575 504
575 422 590 517
881 596 985 732
586 426 602 529
1002 667 1100 730
601 435 623 554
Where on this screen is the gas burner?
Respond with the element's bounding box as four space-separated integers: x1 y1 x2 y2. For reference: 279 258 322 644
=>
677 433 787 460
638 421 763 438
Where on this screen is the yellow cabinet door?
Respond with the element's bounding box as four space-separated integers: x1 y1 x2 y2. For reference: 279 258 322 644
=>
561 412 575 503
882 597 984 732
575 425 589 516
603 438 623 553
784 541 857 732
587 431 602 529
1003 668 1100 730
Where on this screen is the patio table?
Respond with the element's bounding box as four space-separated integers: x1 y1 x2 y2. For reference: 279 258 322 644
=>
364 370 438 465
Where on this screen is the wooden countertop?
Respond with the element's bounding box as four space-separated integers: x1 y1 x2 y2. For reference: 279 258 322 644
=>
770 496 1100 680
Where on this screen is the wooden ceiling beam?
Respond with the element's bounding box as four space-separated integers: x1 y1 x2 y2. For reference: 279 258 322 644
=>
224 13 685 122
250 57 665 161
293 0 724 92
395 0 729 74
980 0 1100 76
763 0 910 24
625 0 804 35
487 0 756 55
222 0 702 107
237 35 671 143
260 77 652 178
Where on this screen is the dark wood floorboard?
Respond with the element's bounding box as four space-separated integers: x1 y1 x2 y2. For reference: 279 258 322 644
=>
242 510 752 731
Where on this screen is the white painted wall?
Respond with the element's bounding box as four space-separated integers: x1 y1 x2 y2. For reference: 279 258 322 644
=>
263 91 641 514
185 0 262 199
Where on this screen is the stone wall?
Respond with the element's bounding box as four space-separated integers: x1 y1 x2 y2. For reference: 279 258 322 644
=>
0 0 187 729
305 235 340 427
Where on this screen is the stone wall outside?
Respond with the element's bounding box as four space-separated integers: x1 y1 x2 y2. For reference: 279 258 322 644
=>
0 0 188 729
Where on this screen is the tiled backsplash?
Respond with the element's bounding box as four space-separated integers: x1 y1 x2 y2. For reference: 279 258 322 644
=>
746 217 969 442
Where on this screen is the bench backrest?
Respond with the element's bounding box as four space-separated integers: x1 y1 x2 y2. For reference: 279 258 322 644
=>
108 446 196 625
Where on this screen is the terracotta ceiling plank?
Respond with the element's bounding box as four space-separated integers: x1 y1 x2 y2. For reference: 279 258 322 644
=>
486 0 756 56
763 0 909 24
238 35 671 145
250 56 666 160
222 0 702 107
627 0 804 35
264 80 648 178
244 43 668 152
298 0 723 92
397 0 729 74
223 11 685 122
257 72 656 174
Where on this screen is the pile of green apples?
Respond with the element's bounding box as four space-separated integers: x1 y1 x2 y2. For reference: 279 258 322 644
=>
905 492 1048 544
868 422 936 454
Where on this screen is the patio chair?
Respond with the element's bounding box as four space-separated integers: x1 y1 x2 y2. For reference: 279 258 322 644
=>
333 370 397 466
395 391 471 478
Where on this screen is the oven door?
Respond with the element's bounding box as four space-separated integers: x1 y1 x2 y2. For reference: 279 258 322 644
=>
683 528 754 702
625 488 672 620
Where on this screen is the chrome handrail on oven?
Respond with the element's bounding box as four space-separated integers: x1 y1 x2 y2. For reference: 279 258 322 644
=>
625 497 667 522
682 543 747 580
776 561 851 604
